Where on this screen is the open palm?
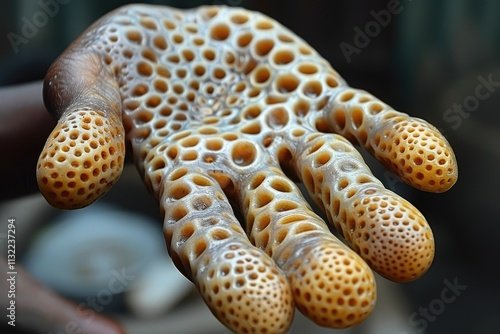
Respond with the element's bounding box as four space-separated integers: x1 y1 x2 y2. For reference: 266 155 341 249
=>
36 5 458 333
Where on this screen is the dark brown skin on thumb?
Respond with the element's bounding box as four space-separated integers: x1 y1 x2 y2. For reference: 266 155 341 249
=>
37 46 126 209
43 50 122 121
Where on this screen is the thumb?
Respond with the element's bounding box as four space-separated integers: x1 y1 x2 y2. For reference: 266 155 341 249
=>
37 50 125 210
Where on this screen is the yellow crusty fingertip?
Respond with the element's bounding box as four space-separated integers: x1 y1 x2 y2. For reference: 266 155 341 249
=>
37 110 125 209
196 243 295 334
345 189 435 282
371 117 458 193
283 237 376 329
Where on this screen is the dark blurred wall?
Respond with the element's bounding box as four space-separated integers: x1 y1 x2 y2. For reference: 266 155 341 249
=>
395 2 500 333
1 0 395 88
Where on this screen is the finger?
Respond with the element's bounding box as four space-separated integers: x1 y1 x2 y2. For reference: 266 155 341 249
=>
238 163 376 329
159 165 295 334
0 258 125 334
323 88 458 192
294 131 434 282
37 50 125 209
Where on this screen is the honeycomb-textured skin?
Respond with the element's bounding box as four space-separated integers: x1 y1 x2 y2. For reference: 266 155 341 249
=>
161 168 294 333
326 89 458 192
241 168 376 328
372 118 457 192
296 133 434 282
36 4 458 333
37 110 125 209
283 236 376 328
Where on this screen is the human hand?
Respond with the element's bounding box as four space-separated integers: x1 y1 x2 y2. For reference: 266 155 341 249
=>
36 4 458 333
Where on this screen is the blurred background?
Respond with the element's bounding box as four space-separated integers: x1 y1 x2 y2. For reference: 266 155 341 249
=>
0 0 498 333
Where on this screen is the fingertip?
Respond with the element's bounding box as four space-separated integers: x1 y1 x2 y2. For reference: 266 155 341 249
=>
283 235 376 329
372 117 458 193
37 109 125 209
346 189 435 282
195 241 295 334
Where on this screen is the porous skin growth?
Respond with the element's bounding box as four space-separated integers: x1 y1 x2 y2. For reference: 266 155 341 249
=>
36 5 458 334
37 110 125 209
